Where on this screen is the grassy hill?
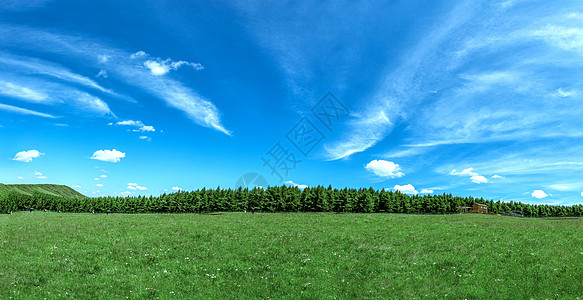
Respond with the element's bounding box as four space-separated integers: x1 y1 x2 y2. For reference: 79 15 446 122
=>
0 183 86 199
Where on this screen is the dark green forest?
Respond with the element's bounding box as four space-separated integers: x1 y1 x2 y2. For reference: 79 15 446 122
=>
1 185 582 217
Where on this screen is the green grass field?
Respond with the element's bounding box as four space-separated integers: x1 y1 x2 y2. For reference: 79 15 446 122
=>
1 212 581 299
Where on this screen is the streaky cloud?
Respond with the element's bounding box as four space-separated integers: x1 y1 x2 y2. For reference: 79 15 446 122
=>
323 1 478 159
0 80 48 102
0 25 230 135
0 54 114 94
0 102 57 118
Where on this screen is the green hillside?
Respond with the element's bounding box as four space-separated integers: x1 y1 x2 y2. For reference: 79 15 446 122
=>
0 183 86 199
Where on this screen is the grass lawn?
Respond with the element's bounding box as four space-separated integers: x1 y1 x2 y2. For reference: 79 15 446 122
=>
1 212 582 299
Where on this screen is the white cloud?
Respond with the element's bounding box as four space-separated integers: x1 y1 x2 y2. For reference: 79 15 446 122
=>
130 51 203 76
532 190 549 199
12 150 44 162
116 120 141 126
96 183 104 187
116 120 156 132
492 175 504 179
143 61 170 76
17 176 24 180
94 178 99 181
138 125 155 132
34 171 47 179
127 183 147 190
450 167 488 184
420 189 434 194
139 136 151 141
470 175 488 184
449 168 478 176
581 192 583 197
172 186 183 191
90 149 126 163
284 180 309 189
143 59 203 76
365 160 405 178
100 175 107 178
0 103 57 118
73 185 81 188
121 191 132 196
393 184 418 195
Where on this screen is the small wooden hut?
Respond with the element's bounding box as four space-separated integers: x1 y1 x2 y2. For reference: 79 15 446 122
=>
473 203 488 214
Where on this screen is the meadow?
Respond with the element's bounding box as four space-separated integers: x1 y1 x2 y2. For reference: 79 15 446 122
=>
1 212 582 299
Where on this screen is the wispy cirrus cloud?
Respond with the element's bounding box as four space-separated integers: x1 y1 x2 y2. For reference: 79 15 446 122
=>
0 81 48 102
0 25 230 135
0 103 57 118
112 59 230 134
0 77 113 116
0 54 114 94
322 1 583 162
0 54 115 117
325 110 391 160
323 1 478 159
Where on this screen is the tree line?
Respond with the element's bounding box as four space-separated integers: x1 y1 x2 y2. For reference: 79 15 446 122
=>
1 185 582 217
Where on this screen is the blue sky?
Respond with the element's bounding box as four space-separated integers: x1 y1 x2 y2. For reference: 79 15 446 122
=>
1 0 583 205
